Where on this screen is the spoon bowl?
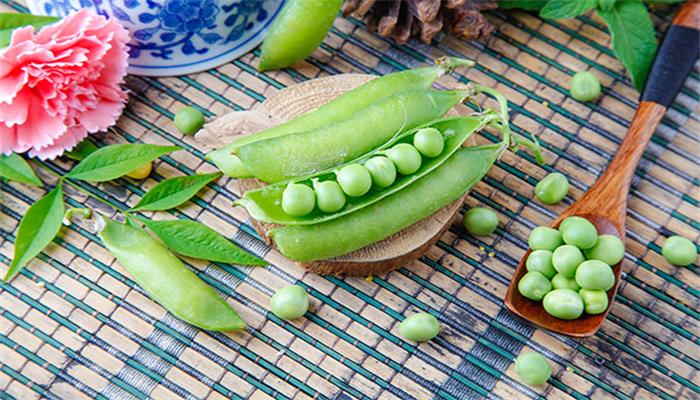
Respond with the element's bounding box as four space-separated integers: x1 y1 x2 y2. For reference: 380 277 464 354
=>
505 213 623 337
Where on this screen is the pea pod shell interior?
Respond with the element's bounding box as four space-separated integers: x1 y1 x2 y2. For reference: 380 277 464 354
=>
237 116 488 225
270 144 504 263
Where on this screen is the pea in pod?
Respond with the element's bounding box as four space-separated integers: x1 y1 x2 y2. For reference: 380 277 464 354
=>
235 115 497 225
235 88 474 183
207 57 475 176
97 216 246 331
270 143 506 262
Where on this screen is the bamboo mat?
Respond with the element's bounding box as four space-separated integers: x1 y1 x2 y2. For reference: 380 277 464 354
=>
1 1 699 399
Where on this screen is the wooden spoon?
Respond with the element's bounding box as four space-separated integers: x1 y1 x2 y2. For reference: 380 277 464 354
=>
504 1 700 337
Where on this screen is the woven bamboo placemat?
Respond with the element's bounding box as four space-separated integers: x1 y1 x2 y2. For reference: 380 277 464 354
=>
1 1 698 399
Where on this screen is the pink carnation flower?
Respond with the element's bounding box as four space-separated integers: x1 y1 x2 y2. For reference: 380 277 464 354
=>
0 9 130 159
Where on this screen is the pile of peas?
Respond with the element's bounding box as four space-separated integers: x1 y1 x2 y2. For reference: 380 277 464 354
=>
280 127 446 217
518 216 624 320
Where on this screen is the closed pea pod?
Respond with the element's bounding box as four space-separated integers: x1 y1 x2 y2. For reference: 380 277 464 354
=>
97 217 245 331
235 116 493 225
207 57 475 174
234 89 473 183
258 0 343 71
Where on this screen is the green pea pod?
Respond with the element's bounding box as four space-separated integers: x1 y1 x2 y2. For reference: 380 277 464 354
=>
98 217 246 331
207 57 475 176
235 88 473 183
258 0 343 71
270 143 506 262
235 114 498 225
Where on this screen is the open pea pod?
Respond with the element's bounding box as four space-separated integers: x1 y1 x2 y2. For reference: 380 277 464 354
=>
235 114 498 225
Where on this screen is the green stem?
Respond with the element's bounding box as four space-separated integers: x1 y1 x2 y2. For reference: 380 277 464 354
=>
473 84 544 164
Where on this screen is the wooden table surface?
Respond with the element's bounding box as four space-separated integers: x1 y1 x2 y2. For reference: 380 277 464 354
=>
1 1 698 399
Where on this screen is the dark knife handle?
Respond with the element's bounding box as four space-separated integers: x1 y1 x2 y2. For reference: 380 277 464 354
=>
641 1 700 108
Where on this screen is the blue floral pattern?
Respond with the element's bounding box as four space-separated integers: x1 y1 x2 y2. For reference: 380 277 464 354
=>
28 0 283 75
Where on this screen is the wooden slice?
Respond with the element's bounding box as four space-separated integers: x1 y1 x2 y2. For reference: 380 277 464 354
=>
196 74 473 276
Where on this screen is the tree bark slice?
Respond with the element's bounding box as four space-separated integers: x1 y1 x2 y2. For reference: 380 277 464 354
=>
196 74 472 276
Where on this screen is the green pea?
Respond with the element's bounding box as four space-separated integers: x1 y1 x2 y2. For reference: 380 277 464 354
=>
515 352 552 386
550 273 581 291
560 216 597 249
662 235 697 266
570 71 601 102
174 106 205 135
399 312 440 342
282 183 316 216
258 0 343 71
387 143 422 175
552 244 584 278
270 285 309 320
314 180 346 213
584 234 625 266
336 164 372 197
364 157 397 188
413 127 444 158
534 172 569 205
543 289 584 320
518 271 552 301
528 226 564 251
579 288 609 315
575 260 615 291
558 216 586 232
98 217 246 331
526 250 556 279
462 207 498 236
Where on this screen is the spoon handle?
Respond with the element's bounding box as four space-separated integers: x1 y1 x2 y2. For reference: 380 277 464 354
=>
560 1 700 229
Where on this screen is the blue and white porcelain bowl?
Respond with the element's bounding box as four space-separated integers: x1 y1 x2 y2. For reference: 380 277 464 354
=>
27 0 284 76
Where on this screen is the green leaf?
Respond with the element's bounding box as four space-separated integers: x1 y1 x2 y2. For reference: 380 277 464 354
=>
4 184 64 281
64 139 98 161
0 13 59 48
131 172 221 211
66 144 180 182
499 0 548 10
0 153 42 186
540 0 597 18
598 0 616 11
598 0 657 91
141 219 266 266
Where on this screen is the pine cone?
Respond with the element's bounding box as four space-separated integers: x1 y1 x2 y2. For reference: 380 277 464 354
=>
343 0 496 45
